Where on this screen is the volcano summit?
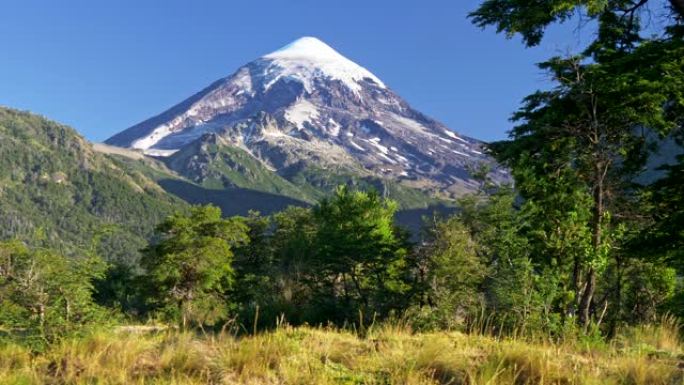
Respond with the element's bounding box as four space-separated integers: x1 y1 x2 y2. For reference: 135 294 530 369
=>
107 37 504 200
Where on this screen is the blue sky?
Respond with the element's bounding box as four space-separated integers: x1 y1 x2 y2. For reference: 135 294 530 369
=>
0 0 591 142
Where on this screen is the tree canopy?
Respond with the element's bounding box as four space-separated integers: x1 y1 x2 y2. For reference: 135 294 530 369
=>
141 205 249 328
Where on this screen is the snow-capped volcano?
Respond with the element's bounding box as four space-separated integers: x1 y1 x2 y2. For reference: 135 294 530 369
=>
261 36 385 94
106 36 503 197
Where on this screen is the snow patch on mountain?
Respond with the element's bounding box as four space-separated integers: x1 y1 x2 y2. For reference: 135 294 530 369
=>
391 115 430 135
284 99 319 129
132 124 172 150
327 118 341 136
367 137 389 155
444 129 468 143
144 148 179 157
261 37 385 94
349 139 365 152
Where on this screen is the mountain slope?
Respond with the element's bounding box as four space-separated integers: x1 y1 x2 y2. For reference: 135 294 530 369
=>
0 107 188 264
107 37 506 202
164 131 310 200
161 128 442 209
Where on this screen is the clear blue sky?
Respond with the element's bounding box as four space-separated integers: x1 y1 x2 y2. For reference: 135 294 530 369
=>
0 0 590 142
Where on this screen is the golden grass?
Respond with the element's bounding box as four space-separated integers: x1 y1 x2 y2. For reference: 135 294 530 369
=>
0 321 681 385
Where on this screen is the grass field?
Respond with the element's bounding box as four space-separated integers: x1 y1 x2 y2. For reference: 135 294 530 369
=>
1 320 682 385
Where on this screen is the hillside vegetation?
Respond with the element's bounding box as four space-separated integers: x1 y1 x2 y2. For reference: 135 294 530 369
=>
0 107 187 264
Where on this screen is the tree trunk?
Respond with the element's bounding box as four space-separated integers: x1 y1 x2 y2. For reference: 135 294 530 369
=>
579 161 605 327
349 267 368 308
579 267 596 327
608 254 623 337
569 256 581 318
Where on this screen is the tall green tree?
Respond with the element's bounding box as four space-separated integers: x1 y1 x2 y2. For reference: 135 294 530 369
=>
308 186 411 323
640 151 684 318
232 206 319 327
418 217 486 328
267 206 319 323
646 153 684 269
471 0 684 328
141 205 248 328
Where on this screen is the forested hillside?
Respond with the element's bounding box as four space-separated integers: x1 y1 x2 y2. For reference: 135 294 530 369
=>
0 107 187 264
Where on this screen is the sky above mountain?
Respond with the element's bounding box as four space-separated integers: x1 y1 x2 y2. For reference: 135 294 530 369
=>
0 0 593 143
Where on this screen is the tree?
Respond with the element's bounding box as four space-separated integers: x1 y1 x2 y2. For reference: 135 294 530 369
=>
470 0 684 48
141 205 248 328
308 186 411 324
638 151 684 319
420 217 486 328
645 152 684 269
268 206 319 323
231 211 276 326
411 185 569 334
0 240 107 340
491 55 682 326
471 0 684 328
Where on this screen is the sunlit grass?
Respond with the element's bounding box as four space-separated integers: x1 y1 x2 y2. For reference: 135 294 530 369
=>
0 319 681 384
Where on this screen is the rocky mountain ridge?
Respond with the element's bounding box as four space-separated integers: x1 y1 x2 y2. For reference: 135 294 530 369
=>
107 37 506 199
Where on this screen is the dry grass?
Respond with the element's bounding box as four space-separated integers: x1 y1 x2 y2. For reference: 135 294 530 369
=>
0 321 681 385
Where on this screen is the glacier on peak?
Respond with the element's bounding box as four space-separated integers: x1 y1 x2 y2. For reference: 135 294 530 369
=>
259 36 385 94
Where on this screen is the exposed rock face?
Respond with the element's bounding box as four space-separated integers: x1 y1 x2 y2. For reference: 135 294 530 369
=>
107 37 506 198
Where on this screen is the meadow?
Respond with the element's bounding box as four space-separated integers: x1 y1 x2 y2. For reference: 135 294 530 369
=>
1 318 682 385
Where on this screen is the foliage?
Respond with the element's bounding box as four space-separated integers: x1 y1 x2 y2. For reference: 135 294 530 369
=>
0 107 187 268
644 152 684 272
233 206 318 327
413 186 565 334
470 0 684 47
226 187 415 327
141 206 249 328
470 0 684 330
306 186 412 324
416 217 486 329
0 240 108 342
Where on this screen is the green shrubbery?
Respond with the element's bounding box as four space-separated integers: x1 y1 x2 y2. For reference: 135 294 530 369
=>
3 181 679 341
0 240 113 346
